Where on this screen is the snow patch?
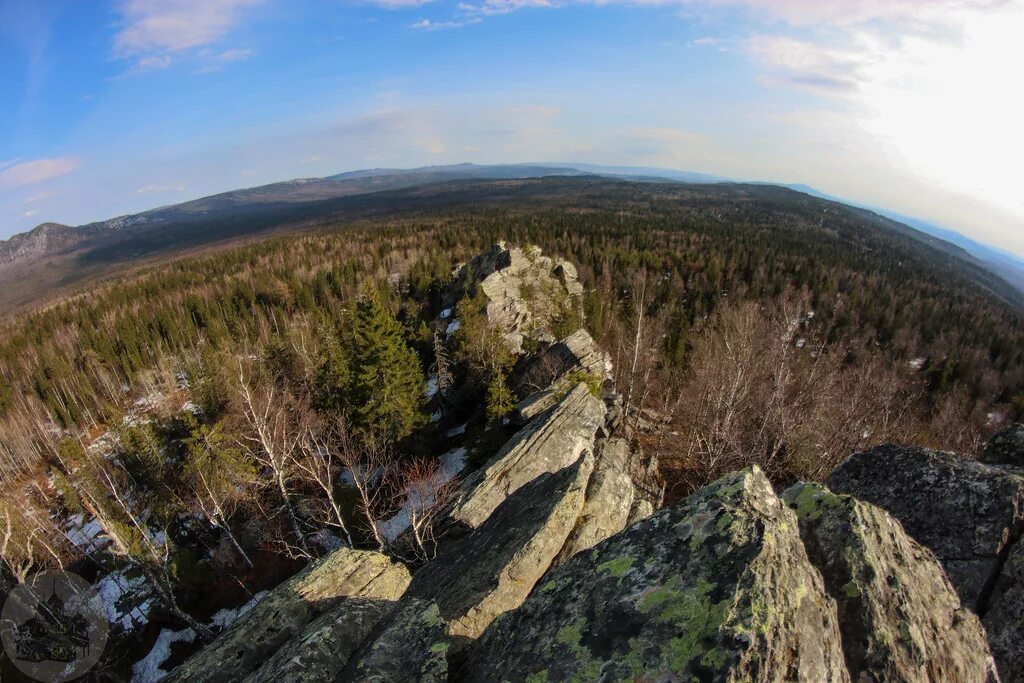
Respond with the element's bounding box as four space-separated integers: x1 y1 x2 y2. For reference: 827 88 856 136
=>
208 590 268 630
425 376 439 399
96 569 153 630
439 308 452 319
376 447 467 543
132 627 196 683
445 319 461 337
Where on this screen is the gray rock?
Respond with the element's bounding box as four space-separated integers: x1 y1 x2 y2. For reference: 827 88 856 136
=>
553 437 636 565
337 599 449 683
515 329 611 422
982 423 1024 467
243 598 393 683
165 549 411 683
466 466 849 682
984 539 1024 683
406 453 595 641
829 444 1024 610
449 242 584 354
451 382 604 529
783 482 998 683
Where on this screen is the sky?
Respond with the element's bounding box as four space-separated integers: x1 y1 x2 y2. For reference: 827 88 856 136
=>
1 0 1022 255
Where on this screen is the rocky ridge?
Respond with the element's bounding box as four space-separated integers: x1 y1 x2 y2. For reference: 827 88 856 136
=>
166 244 1019 682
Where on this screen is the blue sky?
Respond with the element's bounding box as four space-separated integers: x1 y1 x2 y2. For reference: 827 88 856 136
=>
2 0 1022 255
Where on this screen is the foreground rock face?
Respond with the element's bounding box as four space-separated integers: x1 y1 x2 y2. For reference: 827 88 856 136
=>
165 549 411 683
782 482 997 683
830 441 1024 682
338 599 449 683
466 467 849 682
829 444 1024 610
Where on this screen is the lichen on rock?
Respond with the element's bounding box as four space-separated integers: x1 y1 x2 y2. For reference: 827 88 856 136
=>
466 466 848 682
782 481 998 683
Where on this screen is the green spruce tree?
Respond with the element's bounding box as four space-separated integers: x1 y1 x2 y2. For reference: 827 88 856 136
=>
348 293 426 439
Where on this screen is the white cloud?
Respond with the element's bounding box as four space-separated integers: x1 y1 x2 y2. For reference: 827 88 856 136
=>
22 210 38 218
0 157 81 191
114 0 263 67
136 183 186 194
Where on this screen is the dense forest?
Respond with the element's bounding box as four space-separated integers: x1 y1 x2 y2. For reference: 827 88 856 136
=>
1 180 1022 677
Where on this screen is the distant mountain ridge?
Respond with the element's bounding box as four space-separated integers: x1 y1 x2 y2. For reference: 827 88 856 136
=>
1 162 1021 313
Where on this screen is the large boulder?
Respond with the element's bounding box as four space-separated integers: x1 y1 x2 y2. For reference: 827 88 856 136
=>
165 549 411 682
451 381 605 529
828 444 1024 610
782 482 998 683
404 453 595 642
465 467 848 682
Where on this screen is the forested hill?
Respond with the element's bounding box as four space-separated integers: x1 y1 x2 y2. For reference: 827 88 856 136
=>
0 171 1021 314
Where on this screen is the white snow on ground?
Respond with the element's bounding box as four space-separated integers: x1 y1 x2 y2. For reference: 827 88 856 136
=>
445 319 461 337
439 308 452 319
445 423 467 438
65 514 110 552
376 447 467 542
430 410 442 423
208 590 268 630
425 376 439 398
909 357 928 370
96 569 153 630
131 627 196 683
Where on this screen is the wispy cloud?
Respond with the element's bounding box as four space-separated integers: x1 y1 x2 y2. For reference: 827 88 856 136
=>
136 183 186 194
0 157 81 191
114 0 263 69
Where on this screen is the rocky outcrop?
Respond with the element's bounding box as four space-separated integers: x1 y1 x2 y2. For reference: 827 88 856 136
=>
782 482 997 682
829 440 1024 682
243 598 392 682
450 382 605 529
465 467 849 682
165 549 411 683
447 242 584 353
829 444 1024 610
982 423 1024 467
404 454 595 641
514 329 611 421
338 599 449 683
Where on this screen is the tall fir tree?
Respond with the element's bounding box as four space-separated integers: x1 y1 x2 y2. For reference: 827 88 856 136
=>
348 293 427 439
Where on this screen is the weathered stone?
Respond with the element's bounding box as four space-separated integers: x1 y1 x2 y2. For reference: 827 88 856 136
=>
982 423 1024 468
829 445 1024 610
165 549 411 683
451 382 604 529
554 437 635 564
783 482 998 683
243 598 393 683
515 329 611 421
337 599 449 683
466 467 848 682
448 242 584 354
406 453 594 641
985 539 1024 683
